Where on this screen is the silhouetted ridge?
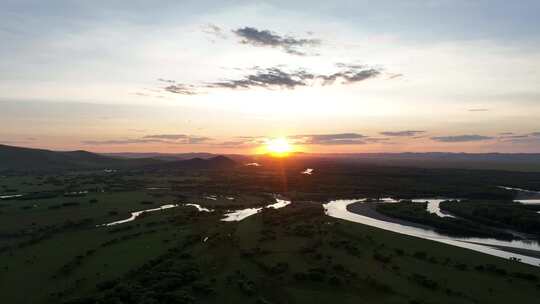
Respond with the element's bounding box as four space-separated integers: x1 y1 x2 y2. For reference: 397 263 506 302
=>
0 144 159 172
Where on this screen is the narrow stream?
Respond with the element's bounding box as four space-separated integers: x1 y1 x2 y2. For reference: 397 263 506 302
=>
100 204 179 227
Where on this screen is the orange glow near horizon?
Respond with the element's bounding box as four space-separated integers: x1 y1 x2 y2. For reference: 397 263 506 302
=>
262 137 294 157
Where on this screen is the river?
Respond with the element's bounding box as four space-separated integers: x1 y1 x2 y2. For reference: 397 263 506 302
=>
323 198 540 267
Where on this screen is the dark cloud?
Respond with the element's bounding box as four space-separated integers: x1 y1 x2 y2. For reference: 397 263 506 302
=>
530 132 540 136
206 66 381 90
233 27 320 56
468 108 489 112
431 135 494 142
380 130 425 137
159 62 383 95
499 132 514 135
292 133 367 145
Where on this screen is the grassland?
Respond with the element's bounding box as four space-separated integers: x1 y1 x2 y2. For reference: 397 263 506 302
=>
63 204 540 304
1 166 540 303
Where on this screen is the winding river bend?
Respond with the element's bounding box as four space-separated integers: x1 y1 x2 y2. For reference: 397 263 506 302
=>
324 199 540 267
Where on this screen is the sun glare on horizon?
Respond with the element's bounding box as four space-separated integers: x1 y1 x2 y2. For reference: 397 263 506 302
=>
264 137 294 157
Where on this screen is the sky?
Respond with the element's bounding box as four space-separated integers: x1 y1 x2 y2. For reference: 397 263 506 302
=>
1 0 540 153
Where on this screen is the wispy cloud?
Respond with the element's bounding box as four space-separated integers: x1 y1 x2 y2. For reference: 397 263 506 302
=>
497 131 540 143
81 139 163 145
431 135 494 142
387 73 404 80
499 136 540 144
202 23 227 40
291 133 367 145
468 108 489 112
212 140 261 148
364 137 392 143
380 130 425 137
143 134 189 140
502 135 529 139
83 134 212 145
213 140 247 147
155 78 198 95
144 134 211 144
163 84 198 95
233 27 320 56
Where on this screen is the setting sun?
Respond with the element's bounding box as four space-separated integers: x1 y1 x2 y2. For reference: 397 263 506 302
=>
264 137 294 156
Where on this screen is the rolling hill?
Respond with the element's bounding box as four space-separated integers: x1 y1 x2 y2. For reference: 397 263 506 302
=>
0 144 159 172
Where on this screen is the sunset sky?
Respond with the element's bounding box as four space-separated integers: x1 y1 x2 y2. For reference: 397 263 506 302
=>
1 0 540 153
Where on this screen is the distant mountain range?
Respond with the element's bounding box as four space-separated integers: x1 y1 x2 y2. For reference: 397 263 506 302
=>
110 151 540 172
103 152 218 161
2 144 540 172
0 145 237 172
